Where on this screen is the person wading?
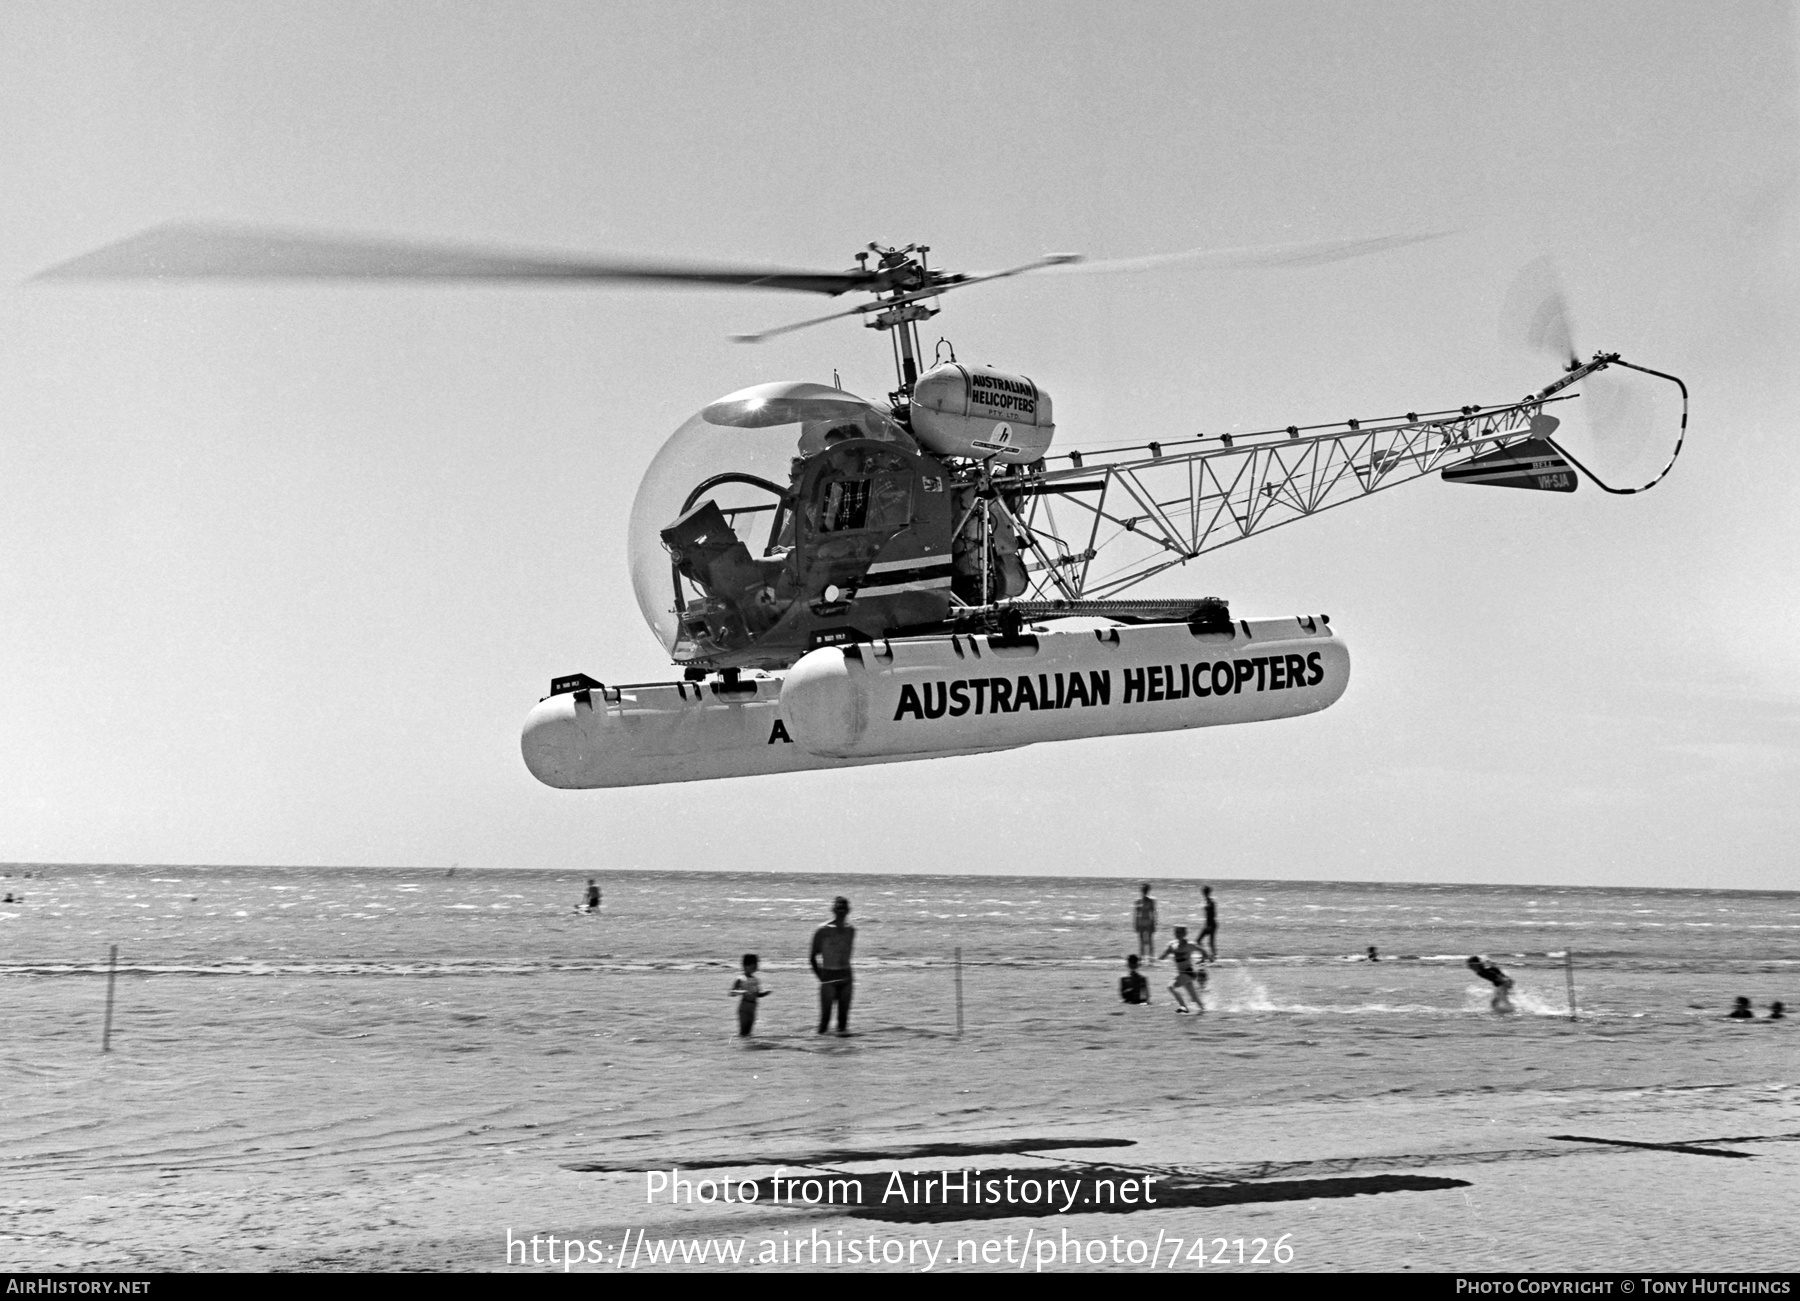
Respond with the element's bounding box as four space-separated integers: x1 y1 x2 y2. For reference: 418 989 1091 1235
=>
811 896 856 1035
1133 883 1158 959
1199 885 1219 960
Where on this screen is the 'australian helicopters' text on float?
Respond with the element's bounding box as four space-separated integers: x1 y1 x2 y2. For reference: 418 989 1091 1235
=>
781 617 1348 760
889 652 1326 720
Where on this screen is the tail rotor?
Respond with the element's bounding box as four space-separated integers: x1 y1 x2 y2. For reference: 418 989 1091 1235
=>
1501 255 1580 369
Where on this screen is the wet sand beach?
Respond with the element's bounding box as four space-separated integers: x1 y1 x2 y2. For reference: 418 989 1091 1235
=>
4 869 1795 1271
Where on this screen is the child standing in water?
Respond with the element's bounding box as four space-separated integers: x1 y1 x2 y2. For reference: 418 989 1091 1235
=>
730 954 768 1037
1161 926 1207 1014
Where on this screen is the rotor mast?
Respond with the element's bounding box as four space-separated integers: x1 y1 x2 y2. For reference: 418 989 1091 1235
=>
861 243 940 413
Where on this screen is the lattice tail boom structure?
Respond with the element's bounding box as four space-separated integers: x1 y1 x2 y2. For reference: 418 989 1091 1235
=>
993 353 1685 605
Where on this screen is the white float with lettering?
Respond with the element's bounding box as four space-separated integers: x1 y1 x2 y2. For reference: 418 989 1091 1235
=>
519 675 1008 789
521 616 1348 787
780 616 1349 759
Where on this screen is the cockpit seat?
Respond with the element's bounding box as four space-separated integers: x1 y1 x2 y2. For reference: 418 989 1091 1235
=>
661 500 792 649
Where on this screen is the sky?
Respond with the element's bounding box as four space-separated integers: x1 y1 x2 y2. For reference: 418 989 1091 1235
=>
1 1 1795 888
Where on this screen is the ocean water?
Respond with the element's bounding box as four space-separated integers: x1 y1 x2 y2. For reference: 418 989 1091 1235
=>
4 866 1796 1271
5 864 1795 989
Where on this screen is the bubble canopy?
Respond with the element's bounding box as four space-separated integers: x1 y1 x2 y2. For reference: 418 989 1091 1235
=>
627 381 915 657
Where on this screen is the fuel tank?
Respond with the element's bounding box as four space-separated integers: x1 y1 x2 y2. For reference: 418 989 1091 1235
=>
780 616 1348 759
520 675 1013 789
910 363 1054 464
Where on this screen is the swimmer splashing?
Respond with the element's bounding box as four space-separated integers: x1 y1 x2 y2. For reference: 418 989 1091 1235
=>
1161 926 1207 1015
1467 955 1515 1014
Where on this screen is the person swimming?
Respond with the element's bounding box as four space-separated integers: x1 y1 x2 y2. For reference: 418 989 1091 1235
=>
582 879 601 912
1466 956 1515 1013
1769 1001 1786 1020
1728 996 1754 1019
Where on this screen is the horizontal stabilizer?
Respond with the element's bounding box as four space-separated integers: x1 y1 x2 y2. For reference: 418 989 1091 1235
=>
1440 437 1576 493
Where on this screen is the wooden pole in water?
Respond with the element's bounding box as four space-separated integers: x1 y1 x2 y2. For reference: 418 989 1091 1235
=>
1564 949 1577 1022
102 944 118 1053
950 950 964 1036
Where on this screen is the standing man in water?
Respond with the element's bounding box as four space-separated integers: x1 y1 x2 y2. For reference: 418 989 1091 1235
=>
1133 883 1158 959
811 896 856 1035
1199 886 1219 961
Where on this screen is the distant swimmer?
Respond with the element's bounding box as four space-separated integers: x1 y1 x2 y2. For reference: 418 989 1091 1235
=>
1467 956 1515 1013
1161 926 1207 1014
730 953 768 1037
582 879 602 912
1769 1001 1786 1020
1728 996 1754 1019
1366 946 1380 962
1119 954 1150 1005
811 897 855 1035
1133 884 1158 959
1199 886 1219 960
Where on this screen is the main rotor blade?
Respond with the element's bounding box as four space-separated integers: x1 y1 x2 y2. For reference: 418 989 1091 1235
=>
731 301 871 344
733 253 1083 344
953 251 1084 285
35 222 879 296
1049 230 1452 276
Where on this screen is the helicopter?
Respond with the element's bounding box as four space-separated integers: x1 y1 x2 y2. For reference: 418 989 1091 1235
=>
39 226 1689 788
